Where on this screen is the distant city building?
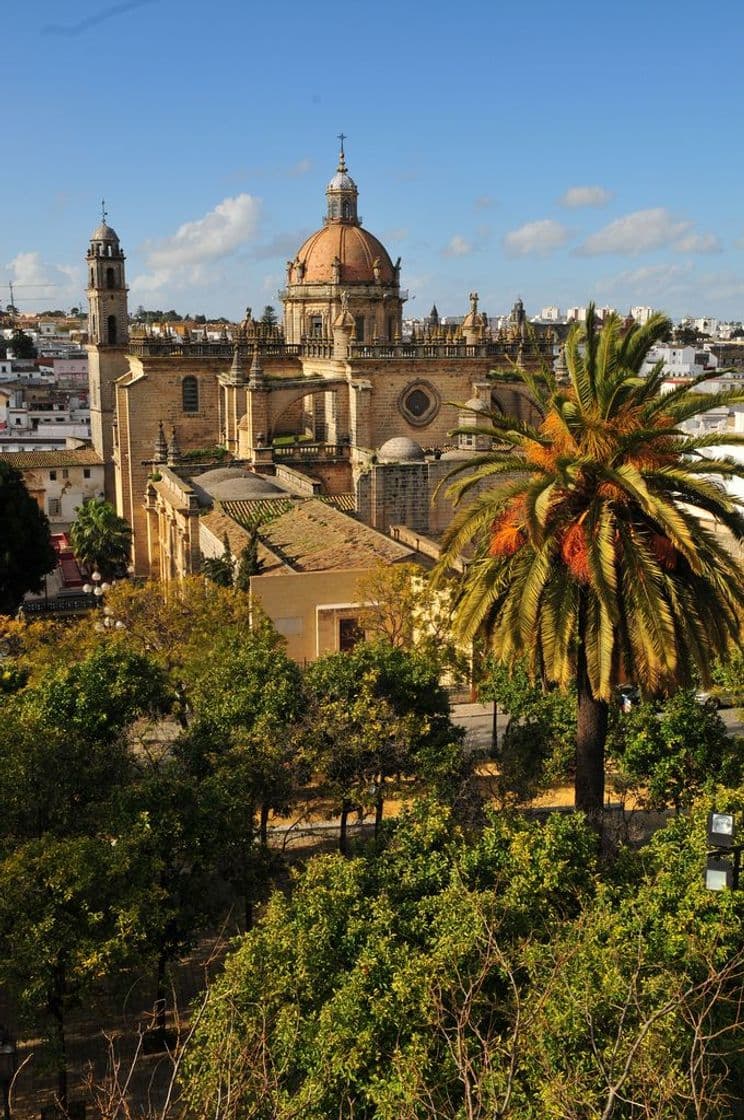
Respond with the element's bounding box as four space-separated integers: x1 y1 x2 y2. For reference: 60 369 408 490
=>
566 306 616 323
630 306 656 325
642 344 717 380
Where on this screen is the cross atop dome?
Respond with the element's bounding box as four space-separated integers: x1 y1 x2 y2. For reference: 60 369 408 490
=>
326 137 358 224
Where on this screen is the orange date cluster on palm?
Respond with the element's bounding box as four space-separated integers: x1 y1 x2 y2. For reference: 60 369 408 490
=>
489 502 679 580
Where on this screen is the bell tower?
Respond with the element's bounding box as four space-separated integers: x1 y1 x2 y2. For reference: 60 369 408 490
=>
86 204 130 498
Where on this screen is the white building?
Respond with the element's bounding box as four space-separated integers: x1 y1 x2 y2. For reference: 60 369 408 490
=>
642 344 718 379
0 447 104 527
630 306 656 325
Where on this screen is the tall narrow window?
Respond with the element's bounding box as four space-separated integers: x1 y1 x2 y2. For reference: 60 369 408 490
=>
182 376 199 413
339 618 361 652
107 315 117 345
354 316 365 342
106 267 115 289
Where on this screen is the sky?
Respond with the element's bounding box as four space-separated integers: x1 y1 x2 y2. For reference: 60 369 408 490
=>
3 0 744 322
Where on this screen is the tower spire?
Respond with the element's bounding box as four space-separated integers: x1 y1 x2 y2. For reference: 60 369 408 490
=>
326 136 358 225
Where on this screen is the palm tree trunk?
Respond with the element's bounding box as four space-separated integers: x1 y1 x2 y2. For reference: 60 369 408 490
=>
575 646 608 825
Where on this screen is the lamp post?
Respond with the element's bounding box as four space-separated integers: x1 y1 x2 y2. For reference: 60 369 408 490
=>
0 1028 18 1120
705 811 742 891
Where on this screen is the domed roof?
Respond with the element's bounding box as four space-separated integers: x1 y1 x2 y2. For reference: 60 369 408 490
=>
378 437 426 463
192 467 285 503
91 222 119 242
327 169 357 192
294 224 395 285
462 397 490 414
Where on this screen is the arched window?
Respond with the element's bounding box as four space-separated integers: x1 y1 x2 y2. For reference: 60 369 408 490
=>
107 315 117 345
342 200 350 219
182 376 199 413
106 267 115 289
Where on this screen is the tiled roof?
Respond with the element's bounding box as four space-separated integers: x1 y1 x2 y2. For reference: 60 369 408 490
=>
254 498 414 574
0 448 103 469
319 493 357 512
219 498 295 526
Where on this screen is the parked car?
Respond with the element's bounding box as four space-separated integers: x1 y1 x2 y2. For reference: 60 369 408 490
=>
694 690 740 710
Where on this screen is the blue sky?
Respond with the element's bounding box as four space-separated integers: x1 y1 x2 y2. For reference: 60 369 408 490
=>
3 0 744 321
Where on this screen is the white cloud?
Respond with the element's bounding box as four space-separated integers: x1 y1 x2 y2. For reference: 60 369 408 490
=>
443 235 473 257
503 219 569 257
133 194 261 293
589 262 744 319
288 158 312 177
560 185 613 208
673 232 721 254
474 195 495 210
4 251 82 309
578 208 691 256
596 261 694 296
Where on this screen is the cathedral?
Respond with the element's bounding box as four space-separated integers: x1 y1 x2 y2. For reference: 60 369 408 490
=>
86 142 551 604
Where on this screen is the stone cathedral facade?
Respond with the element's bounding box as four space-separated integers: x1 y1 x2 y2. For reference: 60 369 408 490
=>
86 145 551 578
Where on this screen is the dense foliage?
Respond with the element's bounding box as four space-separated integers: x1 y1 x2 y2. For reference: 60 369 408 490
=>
70 498 132 578
0 578 742 1115
183 797 744 1120
0 461 57 614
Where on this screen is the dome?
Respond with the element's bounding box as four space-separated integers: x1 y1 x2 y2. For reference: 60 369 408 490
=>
293 224 395 285
192 468 285 503
462 397 490 414
377 437 426 463
327 169 357 192
91 222 119 242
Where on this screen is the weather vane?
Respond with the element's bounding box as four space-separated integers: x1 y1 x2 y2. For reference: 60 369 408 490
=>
101 198 107 224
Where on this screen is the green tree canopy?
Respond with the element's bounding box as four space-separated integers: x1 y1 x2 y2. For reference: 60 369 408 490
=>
181 796 744 1120
8 327 36 358
608 688 743 811
303 642 466 848
70 498 132 578
0 461 56 615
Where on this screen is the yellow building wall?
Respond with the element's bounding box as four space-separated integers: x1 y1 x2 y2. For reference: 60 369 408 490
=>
249 568 374 663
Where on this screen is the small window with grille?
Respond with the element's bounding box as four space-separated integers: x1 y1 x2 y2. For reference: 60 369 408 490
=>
182 376 199 413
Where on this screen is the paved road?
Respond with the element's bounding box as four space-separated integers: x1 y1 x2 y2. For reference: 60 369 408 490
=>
452 701 744 753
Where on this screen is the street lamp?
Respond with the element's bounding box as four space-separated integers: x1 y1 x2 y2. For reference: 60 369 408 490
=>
0 1028 18 1120
705 811 741 891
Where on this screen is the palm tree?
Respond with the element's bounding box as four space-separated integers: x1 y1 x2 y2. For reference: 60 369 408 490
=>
70 498 132 579
437 306 744 820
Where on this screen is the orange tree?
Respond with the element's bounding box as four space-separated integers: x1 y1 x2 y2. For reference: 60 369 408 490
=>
436 306 744 820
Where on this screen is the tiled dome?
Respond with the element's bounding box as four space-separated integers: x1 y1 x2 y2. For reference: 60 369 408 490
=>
293 224 395 285
378 437 426 463
91 223 119 242
193 468 285 502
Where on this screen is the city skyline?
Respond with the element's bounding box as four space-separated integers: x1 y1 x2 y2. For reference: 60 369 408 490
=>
4 0 744 321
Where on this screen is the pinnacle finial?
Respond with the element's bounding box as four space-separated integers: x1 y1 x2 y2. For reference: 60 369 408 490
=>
101 198 107 224
337 132 347 171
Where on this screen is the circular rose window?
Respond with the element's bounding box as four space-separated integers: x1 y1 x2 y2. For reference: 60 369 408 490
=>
398 380 440 427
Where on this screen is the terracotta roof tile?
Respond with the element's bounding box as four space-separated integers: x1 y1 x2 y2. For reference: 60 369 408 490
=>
0 448 103 469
